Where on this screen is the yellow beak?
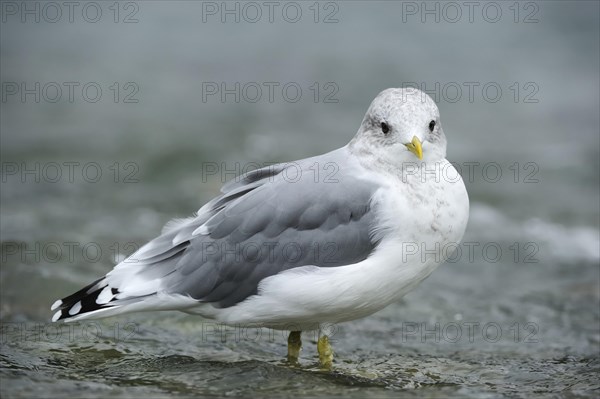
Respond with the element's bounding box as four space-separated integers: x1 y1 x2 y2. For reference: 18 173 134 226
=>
404 136 423 160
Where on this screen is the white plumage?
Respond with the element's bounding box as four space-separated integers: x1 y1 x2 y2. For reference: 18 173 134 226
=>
51 88 469 365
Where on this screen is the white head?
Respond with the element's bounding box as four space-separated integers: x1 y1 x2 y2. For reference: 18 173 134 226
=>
349 88 447 165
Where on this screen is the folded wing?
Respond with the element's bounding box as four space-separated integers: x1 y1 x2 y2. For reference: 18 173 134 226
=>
52 148 380 321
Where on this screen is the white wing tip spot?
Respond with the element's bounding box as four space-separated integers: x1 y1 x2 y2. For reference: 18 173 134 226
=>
50 299 62 311
52 311 61 322
68 301 82 316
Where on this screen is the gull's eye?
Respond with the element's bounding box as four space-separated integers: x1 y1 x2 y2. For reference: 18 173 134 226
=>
428 120 436 132
381 122 390 134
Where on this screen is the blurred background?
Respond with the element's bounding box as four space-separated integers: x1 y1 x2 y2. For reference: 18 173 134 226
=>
1 1 599 398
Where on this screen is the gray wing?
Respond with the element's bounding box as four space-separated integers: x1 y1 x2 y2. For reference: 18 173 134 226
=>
122 148 380 308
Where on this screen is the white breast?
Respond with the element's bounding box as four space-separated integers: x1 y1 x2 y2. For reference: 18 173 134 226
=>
373 159 470 266
199 159 469 330
363 159 470 302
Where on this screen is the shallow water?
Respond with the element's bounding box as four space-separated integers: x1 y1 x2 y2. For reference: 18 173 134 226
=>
1 2 599 398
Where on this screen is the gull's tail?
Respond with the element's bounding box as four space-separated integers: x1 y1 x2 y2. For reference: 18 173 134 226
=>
51 276 151 322
51 218 201 323
50 254 200 322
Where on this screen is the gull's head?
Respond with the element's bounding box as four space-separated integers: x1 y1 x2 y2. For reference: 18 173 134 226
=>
350 88 447 164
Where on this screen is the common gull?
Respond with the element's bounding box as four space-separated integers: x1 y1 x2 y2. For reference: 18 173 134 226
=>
51 88 470 368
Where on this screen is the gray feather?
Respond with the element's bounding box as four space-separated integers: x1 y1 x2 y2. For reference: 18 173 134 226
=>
115 148 380 308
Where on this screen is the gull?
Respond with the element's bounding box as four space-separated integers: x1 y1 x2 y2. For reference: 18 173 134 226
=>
51 88 469 369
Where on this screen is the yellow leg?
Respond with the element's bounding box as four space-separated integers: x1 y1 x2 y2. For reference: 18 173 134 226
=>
317 334 334 369
287 331 302 363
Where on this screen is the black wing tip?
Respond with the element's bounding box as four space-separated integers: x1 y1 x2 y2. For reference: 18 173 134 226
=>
50 278 121 322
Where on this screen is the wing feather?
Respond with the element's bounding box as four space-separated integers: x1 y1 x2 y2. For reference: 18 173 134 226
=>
53 148 381 320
